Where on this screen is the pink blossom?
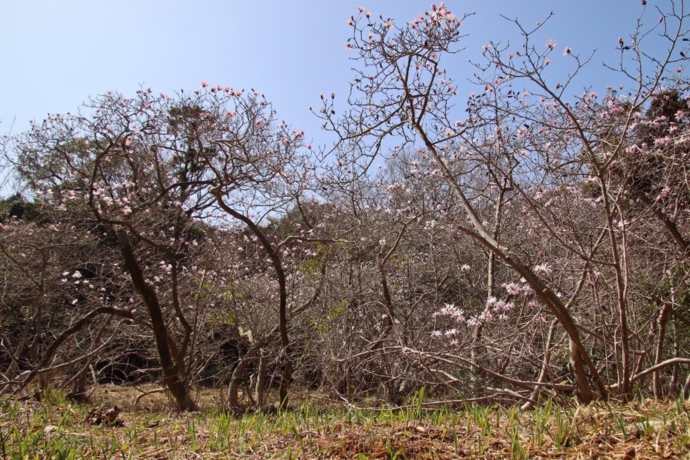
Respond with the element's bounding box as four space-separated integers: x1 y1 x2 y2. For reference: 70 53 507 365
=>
504 283 521 296
534 263 552 276
467 317 481 327
545 39 557 50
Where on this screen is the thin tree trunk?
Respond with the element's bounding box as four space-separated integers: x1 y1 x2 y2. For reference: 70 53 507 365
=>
522 320 556 410
256 351 268 409
654 303 672 398
228 357 248 412
472 187 504 394
600 188 632 400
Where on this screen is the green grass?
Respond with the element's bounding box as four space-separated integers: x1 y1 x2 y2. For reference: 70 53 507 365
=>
0 385 688 459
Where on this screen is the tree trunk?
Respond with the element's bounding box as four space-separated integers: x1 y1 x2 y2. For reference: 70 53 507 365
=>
256 351 268 409
522 320 556 410
228 357 248 412
67 365 90 403
654 303 672 398
472 187 504 395
116 229 197 411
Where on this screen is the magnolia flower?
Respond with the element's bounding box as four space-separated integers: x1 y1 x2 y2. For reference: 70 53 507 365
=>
545 39 557 50
504 283 521 296
563 47 571 56
534 263 552 276
467 317 481 327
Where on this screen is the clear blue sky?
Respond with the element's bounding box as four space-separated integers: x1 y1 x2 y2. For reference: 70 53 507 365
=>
0 1 669 146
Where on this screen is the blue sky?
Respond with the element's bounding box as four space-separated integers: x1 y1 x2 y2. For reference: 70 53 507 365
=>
0 1 669 147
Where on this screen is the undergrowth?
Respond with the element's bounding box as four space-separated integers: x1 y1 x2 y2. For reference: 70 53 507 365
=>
0 386 687 459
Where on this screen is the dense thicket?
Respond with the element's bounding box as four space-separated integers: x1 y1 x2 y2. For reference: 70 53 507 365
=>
0 3 688 410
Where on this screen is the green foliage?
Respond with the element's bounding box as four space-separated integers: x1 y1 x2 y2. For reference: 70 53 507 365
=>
0 194 46 224
310 299 348 335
